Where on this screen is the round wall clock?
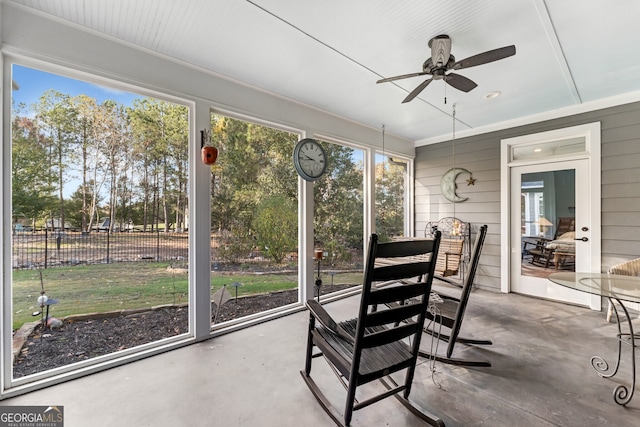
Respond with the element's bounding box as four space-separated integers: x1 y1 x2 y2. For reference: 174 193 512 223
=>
293 138 327 181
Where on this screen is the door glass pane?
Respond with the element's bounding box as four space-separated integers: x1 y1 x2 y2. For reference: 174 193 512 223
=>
520 170 576 277
11 65 190 379
512 137 585 161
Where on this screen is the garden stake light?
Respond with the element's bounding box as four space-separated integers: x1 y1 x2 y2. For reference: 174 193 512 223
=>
33 269 59 329
314 249 323 302
230 282 243 303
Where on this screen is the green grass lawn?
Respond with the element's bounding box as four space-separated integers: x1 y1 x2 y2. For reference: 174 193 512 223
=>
12 263 362 330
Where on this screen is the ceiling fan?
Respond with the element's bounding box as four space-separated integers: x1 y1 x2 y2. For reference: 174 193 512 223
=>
377 34 516 103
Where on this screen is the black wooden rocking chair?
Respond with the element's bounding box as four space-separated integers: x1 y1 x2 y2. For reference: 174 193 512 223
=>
420 225 492 367
300 232 445 427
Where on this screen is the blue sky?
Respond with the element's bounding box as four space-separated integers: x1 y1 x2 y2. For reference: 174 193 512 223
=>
12 64 141 109
11 64 144 198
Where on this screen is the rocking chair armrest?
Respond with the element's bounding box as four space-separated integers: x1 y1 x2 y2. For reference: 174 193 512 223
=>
306 299 355 344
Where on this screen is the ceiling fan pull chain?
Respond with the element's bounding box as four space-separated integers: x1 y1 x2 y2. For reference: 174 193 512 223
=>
444 79 447 104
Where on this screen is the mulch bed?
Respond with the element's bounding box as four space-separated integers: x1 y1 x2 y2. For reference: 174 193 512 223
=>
13 284 355 378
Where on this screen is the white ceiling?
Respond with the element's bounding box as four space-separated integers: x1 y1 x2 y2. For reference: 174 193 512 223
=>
6 0 640 144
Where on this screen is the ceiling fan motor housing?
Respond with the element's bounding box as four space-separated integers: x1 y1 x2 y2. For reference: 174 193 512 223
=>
428 34 452 67
423 56 457 77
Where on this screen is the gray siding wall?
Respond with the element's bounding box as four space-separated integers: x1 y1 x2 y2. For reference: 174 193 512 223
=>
415 101 640 291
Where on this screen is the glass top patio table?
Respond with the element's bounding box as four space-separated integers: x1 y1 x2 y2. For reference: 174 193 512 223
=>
548 272 640 305
548 271 640 406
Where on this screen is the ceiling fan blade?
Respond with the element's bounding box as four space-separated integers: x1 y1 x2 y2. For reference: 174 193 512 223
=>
453 45 516 70
402 78 434 103
377 71 431 84
445 73 478 92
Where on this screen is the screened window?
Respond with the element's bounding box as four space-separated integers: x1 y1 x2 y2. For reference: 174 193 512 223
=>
209 113 300 324
375 154 409 241
313 140 365 295
10 64 191 380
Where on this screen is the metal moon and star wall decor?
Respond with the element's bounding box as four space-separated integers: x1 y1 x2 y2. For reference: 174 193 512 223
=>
441 167 475 203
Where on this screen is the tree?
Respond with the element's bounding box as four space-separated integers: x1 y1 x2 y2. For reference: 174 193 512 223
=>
210 116 256 235
209 118 289 228
33 90 77 230
252 195 297 263
95 100 130 232
313 142 364 262
13 81 190 235
72 94 101 232
375 158 406 241
65 183 104 230
11 110 56 228
160 103 189 231
250 124 298 202
129 99 188 232
129 102 155 231
209 115 300 260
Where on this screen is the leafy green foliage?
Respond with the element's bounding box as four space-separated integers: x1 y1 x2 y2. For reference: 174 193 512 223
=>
375 158 407 242
314 141 364 253
209 115 298 260
11 68 407 272
11 109 57 225
252 195 297 263
217 229 255 263
11 78 189 233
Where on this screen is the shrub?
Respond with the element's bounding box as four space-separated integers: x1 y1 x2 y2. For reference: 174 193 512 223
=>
252 196 297 264
217 229 254 263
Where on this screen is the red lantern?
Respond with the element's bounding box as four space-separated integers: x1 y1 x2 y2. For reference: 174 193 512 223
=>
201 130 218 165
202 146 218 165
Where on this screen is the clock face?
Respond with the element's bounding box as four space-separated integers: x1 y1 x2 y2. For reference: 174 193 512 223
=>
293 138 327 181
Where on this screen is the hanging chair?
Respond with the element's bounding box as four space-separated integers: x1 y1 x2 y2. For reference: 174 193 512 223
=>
425 217 470 281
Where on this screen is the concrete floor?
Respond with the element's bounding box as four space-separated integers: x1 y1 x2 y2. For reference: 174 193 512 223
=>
2 283 640 426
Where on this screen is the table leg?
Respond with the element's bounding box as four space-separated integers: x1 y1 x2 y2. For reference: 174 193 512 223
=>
590 297 636 406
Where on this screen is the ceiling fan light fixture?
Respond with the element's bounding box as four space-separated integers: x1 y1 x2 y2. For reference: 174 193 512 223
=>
484 91 502 99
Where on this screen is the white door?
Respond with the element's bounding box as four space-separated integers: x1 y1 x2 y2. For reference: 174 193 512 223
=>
510 160 595 306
